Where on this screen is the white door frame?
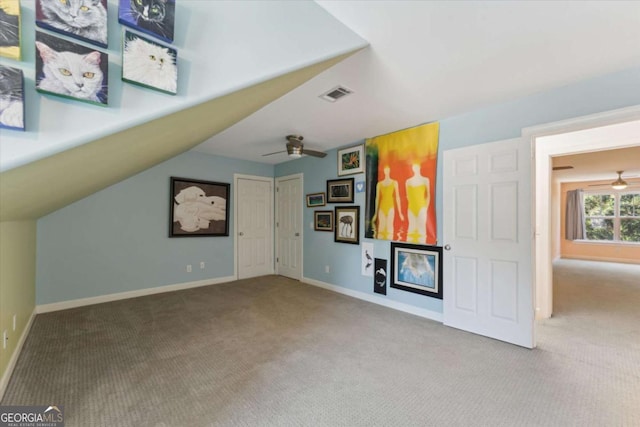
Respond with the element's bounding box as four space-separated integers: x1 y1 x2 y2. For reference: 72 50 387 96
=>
234 173 275 279
275 173 303 279
523 105 640 321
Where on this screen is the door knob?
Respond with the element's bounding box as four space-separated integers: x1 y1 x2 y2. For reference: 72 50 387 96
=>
444 244 451 251
295 232 300 237
239 232 244 236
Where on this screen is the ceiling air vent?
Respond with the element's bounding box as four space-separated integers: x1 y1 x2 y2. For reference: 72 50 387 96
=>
319 85 353 103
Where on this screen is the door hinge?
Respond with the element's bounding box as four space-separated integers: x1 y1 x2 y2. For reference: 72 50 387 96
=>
276 257 279 263
276 187 279 192
276 222 279 227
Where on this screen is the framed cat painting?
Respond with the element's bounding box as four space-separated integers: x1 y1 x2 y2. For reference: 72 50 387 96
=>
0 0 21 60
118 0 175 44
35 31 109 106
122 31 177 95
0 64 25 131
35 0 108 48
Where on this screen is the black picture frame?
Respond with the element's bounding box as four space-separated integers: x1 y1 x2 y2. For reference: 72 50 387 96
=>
327 178 354 203
314 210 334 231
334 206 360 244
306 192 326 207
170 177 230 237
390 242 442 299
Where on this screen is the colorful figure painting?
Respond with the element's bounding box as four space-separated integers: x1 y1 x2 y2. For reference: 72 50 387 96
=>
0 64 25 131
0 0 21 60
35 31 108 106
36 0 108 48
118 0 175 44
365 122 439 244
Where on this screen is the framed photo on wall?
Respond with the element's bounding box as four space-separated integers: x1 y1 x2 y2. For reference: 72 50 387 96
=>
170 177 230 237
334 206 360 244
327 178 354 203
390 242 442 299
306 192 326 207
337 144 364 176
314 210 334 231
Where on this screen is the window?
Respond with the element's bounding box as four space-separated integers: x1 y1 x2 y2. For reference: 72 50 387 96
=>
583 191 640 242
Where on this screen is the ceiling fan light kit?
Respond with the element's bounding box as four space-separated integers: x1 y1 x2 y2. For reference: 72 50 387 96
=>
611 171 628 190
262 135 327 159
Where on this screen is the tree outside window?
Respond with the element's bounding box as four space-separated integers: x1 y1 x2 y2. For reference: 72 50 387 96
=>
583 192 640 242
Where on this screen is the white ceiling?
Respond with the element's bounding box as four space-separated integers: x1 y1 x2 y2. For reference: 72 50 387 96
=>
552 146 640 184
193 1 640 165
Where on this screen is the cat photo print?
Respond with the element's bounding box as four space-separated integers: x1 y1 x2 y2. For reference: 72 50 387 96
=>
36 0 108 48
122 30 177 95
35 31 108 106
118 0 175 44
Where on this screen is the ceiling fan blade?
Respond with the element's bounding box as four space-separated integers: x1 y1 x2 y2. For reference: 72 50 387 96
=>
262 150 286 157
303 149 327 158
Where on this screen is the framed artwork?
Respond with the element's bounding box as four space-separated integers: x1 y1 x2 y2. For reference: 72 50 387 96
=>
35 31 108 106
122 30 177 95
118 0 175 44
390 242 442 299
338 144 365 176
334 206 360 244
361 242 373 276
306 192 326 207
0 0 21 60
374 258 387 295
314 210 333 232
327 178 354 203
36 0 108 48
170 177 230 237
0 65 25 131
365 122 440 244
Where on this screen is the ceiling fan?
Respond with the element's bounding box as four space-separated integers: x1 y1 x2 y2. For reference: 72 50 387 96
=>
588 171 639 190
262 135 327 159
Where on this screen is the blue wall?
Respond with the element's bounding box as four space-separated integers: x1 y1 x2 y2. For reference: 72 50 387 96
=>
36 66 640 309
276 65 640 315
36 152 273 304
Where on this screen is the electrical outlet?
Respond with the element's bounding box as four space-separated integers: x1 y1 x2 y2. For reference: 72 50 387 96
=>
200 261 205 269
186 264 192 273
325 265 330 273
3 331 7 350
12 314 16 331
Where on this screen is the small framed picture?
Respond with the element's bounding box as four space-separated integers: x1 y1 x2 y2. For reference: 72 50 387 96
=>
334 206 360 244
314 210 334 232
0 0 21 60
118 0 175 44
36 0 108 48
122 31 177 95
35 31 108 106
306 192 326 207
170 177 230 237
390 242 442 299
0 65 25 131
327 178 354 203
337 144 364 176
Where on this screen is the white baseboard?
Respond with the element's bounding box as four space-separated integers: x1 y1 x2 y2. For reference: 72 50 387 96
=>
0 308 36 401
302 277 443 323
36 275 236 314
561 255 640 265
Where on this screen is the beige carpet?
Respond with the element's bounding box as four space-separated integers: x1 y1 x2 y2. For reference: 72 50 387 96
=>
3 264 639 426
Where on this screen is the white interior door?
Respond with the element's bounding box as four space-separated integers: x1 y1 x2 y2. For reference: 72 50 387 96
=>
276 174 302 280
443 138 534 348
237 176 274 279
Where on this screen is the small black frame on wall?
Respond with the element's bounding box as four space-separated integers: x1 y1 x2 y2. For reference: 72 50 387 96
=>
169 177 230 237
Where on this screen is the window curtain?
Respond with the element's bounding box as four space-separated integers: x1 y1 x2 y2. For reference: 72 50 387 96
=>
565 189 585 240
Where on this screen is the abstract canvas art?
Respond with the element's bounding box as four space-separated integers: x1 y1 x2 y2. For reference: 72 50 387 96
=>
365 122 439 244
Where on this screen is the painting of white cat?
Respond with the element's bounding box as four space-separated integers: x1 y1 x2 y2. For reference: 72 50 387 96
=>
122 31 177 95
0 64 24 131
36 0 108 48
35 31 108 106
